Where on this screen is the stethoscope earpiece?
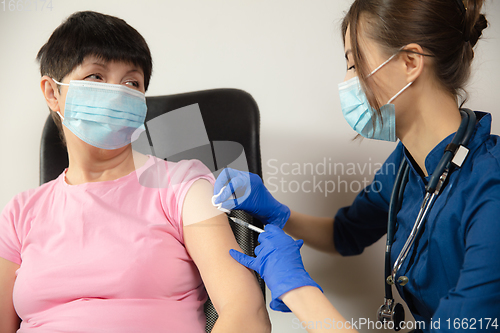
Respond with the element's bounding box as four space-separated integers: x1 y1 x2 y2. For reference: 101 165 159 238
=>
386 275 409 286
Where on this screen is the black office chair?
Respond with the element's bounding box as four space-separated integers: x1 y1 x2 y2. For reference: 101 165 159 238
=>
39 88 265 333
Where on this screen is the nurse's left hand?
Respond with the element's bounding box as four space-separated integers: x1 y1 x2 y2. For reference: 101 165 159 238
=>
230 224 323 312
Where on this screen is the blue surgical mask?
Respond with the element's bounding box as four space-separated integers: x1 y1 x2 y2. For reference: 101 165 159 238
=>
338 52 413 142
53 79 147 150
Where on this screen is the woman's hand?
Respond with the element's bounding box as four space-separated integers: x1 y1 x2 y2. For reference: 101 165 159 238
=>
229 225 323 312
212 168 290 228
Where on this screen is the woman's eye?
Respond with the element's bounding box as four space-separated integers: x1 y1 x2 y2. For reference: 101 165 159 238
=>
347 65 356 71
85 74 103 81
124 81 140 88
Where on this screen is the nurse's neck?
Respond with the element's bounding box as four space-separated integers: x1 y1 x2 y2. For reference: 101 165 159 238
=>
397 82 462 177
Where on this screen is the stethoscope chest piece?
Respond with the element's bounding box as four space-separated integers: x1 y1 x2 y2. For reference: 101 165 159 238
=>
378 298 405 331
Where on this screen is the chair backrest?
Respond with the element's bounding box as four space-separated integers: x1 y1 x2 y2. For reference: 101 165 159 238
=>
39 88 265 333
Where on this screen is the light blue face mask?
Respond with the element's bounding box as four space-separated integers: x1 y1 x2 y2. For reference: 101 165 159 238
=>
338 52 413 142
53 79 147 150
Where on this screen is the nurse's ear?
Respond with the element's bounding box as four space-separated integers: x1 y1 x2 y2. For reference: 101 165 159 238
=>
400 43 426 84
40 75 63 114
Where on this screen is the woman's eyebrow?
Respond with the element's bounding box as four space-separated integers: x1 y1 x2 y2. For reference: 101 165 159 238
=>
125 69 142 75
90 61 108 68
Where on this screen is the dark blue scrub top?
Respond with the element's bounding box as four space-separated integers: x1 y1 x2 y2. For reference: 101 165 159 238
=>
334 112 500 332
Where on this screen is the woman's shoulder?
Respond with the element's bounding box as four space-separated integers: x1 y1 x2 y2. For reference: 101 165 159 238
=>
146 156 215 201
3 176 61 214
0 176 62 248
164 158 215 185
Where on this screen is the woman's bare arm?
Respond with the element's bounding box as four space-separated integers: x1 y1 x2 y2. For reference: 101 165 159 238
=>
182 180 271 333
0 257 20 333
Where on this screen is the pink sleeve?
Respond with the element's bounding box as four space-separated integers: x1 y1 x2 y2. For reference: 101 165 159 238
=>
160 159 215 242
0 195 23 265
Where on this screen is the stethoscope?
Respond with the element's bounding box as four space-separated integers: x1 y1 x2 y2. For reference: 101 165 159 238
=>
377 108 477 331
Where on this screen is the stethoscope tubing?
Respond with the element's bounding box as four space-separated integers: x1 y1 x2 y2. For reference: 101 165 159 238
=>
384 108 476 293
385 158 409 298
391 191 434 283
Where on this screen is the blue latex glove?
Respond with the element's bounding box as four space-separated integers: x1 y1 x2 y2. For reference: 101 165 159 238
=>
212 168 290 229
229 224 323 312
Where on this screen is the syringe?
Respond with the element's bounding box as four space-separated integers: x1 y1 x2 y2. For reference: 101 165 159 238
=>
229 217 265 234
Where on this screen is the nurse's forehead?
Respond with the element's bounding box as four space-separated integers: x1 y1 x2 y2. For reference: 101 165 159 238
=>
343 22 378 60
344 26 353 60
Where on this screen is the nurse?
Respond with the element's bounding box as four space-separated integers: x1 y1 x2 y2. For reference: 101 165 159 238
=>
213 0 500 332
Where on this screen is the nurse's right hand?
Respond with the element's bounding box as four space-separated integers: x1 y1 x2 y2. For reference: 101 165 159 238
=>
212 168 290 229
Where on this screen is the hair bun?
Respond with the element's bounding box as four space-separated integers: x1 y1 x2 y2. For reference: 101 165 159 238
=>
464 0 488 47
468 13 488 46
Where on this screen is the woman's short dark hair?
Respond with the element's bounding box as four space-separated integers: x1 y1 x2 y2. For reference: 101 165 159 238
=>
342 0 488 114
37 11 152 87
37 11 153 145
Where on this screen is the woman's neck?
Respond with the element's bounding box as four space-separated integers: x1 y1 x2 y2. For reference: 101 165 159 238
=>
397 88 462 177
65 143 140 185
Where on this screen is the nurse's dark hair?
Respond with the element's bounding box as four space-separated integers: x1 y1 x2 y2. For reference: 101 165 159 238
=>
342 0 488 114
36 11 153 145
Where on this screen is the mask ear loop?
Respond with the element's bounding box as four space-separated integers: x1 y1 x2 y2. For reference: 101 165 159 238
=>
386 47 428 104
365 46 415 104
368 53 399 78
367 46 407 78
52 78 70 86
388 81 413 104
51 78 69 121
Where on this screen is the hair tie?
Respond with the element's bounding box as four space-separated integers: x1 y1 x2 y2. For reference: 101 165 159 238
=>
464 29 471 43
455 0 467 15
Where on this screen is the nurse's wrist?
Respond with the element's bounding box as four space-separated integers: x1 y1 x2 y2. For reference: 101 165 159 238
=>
268 204 290 229
276 272 323 302
280 285 325 315
280 285 323 302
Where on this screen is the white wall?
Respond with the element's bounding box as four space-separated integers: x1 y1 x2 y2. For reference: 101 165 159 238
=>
1 1 499 332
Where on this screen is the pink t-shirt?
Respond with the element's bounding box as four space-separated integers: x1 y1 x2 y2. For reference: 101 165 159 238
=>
0 156 214 333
